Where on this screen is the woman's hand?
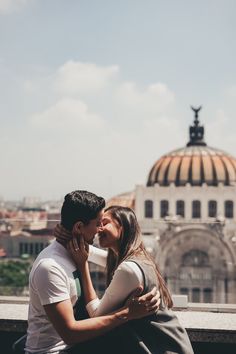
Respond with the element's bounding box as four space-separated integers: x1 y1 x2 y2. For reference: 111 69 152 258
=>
67 236 89 271
125 286 160 320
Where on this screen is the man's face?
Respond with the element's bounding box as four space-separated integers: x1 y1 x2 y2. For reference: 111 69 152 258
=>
77 210 104 244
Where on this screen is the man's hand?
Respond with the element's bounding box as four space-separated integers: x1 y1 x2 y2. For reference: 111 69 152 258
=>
67 236 89 270
125 286 160 320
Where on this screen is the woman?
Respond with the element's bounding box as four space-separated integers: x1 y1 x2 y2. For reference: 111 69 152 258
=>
68 206 194 354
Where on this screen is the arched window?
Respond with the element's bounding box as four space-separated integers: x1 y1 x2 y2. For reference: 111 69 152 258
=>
160 200 169 218
225 200 234 218
208 200 217 217
176 200 185 217
144 200 153 218
192 200 201 218
182 250 209 267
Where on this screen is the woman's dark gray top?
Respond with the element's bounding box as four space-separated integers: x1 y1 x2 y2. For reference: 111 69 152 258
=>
68 258 194 354
124 258 194 354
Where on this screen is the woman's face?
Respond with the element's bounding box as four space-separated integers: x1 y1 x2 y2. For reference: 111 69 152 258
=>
98 211 122 252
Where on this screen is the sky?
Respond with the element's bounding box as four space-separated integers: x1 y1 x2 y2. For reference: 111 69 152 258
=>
0 0 236 201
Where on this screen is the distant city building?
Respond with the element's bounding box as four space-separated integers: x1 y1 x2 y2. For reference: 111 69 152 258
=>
0 230 53 258
0 209 55 258
46 211 61 230
108 107 236 303
22 196 42 208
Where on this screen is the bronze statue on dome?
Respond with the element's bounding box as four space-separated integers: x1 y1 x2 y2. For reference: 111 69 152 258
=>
191 105 202 125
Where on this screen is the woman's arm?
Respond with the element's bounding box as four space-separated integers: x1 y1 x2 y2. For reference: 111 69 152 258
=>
86 261 144 317
88 245 107 267
68 238 145 317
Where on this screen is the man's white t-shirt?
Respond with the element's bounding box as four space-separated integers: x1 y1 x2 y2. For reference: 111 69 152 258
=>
25 242 144 354
26 240 81 354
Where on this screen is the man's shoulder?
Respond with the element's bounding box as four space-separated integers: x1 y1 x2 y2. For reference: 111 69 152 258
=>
31 242 75 277
30 256 62 281
30 243 64 274
34 241 65 264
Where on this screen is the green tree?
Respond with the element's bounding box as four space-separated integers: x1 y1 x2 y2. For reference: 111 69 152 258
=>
0 260 32 288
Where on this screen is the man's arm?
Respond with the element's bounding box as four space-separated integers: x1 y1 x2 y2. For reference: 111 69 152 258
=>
44 288 158 346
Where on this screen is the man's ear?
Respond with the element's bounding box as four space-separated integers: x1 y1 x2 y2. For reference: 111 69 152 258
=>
72 221 83 237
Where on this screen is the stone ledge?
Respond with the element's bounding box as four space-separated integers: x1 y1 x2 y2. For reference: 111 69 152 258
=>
188 328 236 344
0 319 27 332
1 301 236 344
0 296 29 305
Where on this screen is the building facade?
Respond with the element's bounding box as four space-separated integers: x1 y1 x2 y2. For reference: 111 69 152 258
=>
108 107 236 303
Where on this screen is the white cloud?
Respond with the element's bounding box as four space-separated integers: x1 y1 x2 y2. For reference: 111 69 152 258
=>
0 0 32 14
227 86 236 98
207 109 235 151
115 81 175 107
54 61 119 95
43 61 176 133
1 60 180 199
23 79 34 93
114 81 175 122
31 97 105 136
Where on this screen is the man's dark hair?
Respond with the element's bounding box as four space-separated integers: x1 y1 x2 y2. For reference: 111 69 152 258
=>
61 190 105 231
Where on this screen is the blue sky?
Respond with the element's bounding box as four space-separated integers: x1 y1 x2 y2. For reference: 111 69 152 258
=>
0 0 236 201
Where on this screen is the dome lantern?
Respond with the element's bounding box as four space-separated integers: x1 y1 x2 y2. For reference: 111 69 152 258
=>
187 106 206 147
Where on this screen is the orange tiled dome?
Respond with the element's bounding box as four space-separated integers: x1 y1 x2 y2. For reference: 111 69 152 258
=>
147 145 236 187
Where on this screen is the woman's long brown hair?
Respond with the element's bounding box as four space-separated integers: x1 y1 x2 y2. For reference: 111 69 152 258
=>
105 205 173 308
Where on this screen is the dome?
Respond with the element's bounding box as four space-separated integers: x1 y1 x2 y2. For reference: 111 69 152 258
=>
147 107 236 187
106 191 135 209
147 145 236 187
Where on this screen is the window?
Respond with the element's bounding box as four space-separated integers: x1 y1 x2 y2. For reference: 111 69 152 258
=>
180 288 189 296
208 200 217 217
192 288 200 302
203 288 213 303
192 200 201 218
19 243 23 255
145 200 153 218
29 243 33 255
35 243 39 255
91 271 106 296
160 200 169 218
225 200 234 218
176 200 185 217
23 243 28 254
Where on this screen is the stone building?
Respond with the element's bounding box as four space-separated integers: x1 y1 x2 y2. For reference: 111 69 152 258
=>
0 230 53 258
108 107 236 303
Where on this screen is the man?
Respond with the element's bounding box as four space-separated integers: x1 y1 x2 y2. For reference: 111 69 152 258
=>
25 190 160 354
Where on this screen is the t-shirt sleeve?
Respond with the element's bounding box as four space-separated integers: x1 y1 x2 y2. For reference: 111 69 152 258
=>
32 260 70 306
86 261 144 317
